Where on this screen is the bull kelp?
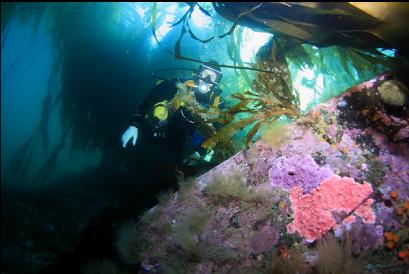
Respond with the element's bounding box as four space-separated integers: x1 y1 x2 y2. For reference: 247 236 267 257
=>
148 2 404 150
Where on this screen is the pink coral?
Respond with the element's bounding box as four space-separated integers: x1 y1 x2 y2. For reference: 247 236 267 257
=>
287 176 374 242
354 198 376 224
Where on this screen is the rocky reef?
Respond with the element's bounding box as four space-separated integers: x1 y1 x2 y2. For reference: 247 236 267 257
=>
119 74 409 273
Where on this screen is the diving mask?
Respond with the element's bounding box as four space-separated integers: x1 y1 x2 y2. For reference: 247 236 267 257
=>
196 66 222 94
197 63 222 85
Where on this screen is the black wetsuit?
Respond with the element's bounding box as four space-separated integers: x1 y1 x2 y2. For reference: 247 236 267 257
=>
129 79 223 163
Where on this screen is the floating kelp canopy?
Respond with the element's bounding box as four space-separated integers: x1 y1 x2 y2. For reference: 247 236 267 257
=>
212 2 409 56
159 2 405 103
2 2 407 186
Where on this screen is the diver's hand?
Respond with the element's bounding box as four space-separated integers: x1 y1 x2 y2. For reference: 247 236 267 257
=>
121 126 138 148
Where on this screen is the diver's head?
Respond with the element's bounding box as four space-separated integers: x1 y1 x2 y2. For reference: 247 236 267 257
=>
195 61 222 94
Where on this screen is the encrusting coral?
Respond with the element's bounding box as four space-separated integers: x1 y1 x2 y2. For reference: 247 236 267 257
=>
287 175 375 242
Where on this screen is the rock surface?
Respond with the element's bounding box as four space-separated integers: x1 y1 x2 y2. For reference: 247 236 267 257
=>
128 74 409 273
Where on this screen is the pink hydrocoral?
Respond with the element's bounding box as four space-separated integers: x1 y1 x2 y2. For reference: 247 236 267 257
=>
354 198 376 224
287 176 374 242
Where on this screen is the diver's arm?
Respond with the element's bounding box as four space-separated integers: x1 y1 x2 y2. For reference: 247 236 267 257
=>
129 80 177 126
129 106 145 128
122 80 178 148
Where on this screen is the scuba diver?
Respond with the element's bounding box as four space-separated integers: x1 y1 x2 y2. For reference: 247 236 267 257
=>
121 61 224 167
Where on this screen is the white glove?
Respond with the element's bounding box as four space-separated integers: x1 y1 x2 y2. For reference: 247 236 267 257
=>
121 126 138 148
203 149 214 162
